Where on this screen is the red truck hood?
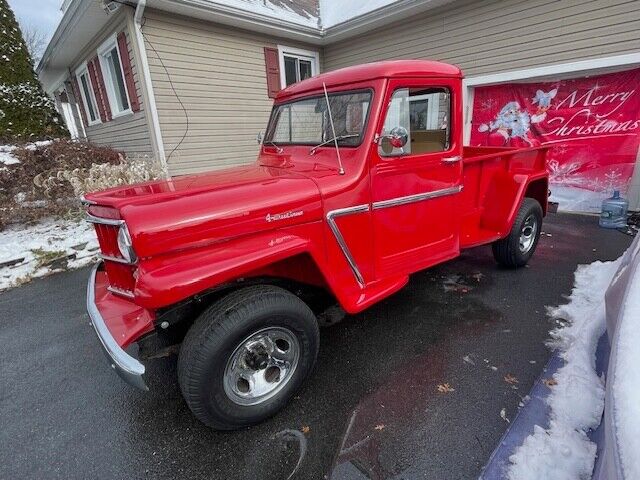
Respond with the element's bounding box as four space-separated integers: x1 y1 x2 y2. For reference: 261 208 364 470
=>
84 164 322 258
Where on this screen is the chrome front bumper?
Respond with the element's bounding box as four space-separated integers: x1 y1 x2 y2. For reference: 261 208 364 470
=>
86 263 148 391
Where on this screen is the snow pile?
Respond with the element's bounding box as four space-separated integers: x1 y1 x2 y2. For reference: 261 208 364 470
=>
0 141 52 165
610 251 640 480
0 144 18 165
508 257 622 480
0 218 98 291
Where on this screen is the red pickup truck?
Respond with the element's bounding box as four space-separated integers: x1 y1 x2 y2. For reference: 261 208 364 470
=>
84 60 549 429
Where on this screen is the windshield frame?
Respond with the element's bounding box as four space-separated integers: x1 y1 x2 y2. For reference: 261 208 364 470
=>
264 88 374 148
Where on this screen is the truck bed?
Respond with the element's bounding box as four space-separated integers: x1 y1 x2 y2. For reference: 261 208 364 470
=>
459 145 550 249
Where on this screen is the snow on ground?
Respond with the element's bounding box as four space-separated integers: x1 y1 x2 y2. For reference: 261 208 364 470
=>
0 141 52 166
507 256 623 480
0 144 19 165
610 243 640 480
0 218 98 291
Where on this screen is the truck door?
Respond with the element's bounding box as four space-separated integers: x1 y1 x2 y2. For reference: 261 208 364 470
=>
371 78 463 278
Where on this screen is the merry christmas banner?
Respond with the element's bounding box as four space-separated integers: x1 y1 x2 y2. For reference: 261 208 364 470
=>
470 68 640 212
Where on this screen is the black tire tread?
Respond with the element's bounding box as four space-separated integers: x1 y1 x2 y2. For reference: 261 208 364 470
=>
492 197 543 268
177 285 318 429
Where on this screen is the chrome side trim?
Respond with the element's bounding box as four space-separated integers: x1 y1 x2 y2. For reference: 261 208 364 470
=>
372 185 463 210
99 253 136 265
86 213 125 226
80 195 96 206
107 285 135 299
326 204 370 288
87 263 147 391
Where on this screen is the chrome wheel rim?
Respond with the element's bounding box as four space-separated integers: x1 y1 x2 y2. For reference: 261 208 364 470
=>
223 326 300 406
519 215 538 253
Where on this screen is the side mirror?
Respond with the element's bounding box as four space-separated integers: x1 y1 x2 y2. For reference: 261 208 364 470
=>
256 131 264 145
378 126 409 155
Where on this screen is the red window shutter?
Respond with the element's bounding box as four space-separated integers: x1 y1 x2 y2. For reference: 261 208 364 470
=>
117 31 140 112
94 58 113 121
264 47 281 99
87 58 108 122
70 75 88 126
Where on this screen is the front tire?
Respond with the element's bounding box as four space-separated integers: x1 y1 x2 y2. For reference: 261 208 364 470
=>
177 285 319 430
492 197 543 268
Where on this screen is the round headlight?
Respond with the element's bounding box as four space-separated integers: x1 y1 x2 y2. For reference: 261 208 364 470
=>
117 225 137 263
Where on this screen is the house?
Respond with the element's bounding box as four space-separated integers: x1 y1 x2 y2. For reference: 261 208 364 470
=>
38 0 640 209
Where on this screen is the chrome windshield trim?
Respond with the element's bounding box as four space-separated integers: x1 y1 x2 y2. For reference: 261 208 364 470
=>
107 285 135 299
87 263 147 391
372 185 463 210
326 204 370 288
86 213 125 226
99 253 136 265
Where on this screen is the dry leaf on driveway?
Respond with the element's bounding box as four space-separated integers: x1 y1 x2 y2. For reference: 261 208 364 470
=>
301 426 310 434
504 373 519 385
374 424 385 431
543 378 558 388
437 383 455 393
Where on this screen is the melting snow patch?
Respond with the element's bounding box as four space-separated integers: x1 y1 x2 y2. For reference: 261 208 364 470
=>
0 218 98 291
507 258 622 480
0 144 19 165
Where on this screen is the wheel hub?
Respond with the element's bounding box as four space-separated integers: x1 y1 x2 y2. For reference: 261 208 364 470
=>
519 214 538 253
223 327 300 406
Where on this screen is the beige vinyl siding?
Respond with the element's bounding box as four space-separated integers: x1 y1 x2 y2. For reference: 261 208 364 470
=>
323 0 640 77
69 18 153 157
141 9 320 175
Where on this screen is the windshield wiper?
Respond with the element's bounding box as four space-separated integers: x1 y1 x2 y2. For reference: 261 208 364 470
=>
262 141 283 153
309 134 359 155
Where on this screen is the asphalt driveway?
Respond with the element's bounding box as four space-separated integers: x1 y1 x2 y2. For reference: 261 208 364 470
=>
0 213 632 479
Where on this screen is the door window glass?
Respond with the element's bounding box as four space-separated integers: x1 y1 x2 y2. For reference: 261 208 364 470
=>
379 87 450 157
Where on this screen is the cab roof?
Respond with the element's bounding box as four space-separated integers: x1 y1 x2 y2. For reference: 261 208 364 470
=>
276 60 463 100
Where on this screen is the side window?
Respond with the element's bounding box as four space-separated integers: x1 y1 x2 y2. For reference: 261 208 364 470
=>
98 37 131 116
76 67 100 125
379 87 450 157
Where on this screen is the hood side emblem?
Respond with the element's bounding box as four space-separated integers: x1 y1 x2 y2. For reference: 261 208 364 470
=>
265 211 304 223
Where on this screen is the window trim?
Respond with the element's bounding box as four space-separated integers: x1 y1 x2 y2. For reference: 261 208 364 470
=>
74 63 101 126
97 34 132 119
379 86 453 159
277 45 320 88
264 88 373 147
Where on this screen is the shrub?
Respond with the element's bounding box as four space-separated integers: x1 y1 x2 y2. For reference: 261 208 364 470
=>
0 139 164 229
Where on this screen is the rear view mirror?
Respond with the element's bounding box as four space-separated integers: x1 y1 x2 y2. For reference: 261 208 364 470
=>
378 126 409 155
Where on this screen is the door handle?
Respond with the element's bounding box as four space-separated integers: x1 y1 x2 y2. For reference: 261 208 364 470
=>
442 155 462 164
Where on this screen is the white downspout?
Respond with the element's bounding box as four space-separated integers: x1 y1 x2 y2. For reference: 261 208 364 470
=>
133 0 169 176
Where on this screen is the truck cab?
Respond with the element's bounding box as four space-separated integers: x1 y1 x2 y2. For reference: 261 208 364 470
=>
84 60 549 429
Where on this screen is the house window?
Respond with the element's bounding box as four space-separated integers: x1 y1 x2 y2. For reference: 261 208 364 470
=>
97 36 130 117
76 66 100 125
277 46 319 88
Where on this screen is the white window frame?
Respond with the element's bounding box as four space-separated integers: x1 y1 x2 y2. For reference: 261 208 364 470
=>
97 34 132 119
277 45 320 89
74 63 101 126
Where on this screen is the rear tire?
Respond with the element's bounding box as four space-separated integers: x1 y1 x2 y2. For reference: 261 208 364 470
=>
492 197 543 268
177 285 319 430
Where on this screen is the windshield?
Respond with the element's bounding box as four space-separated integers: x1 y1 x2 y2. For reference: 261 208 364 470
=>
264 90 372 147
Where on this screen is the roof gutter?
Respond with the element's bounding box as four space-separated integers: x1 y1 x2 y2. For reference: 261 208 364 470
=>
132 0 168 174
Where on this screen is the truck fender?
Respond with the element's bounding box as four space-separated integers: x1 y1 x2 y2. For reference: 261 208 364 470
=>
134 230 322 310
480 172 548 237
